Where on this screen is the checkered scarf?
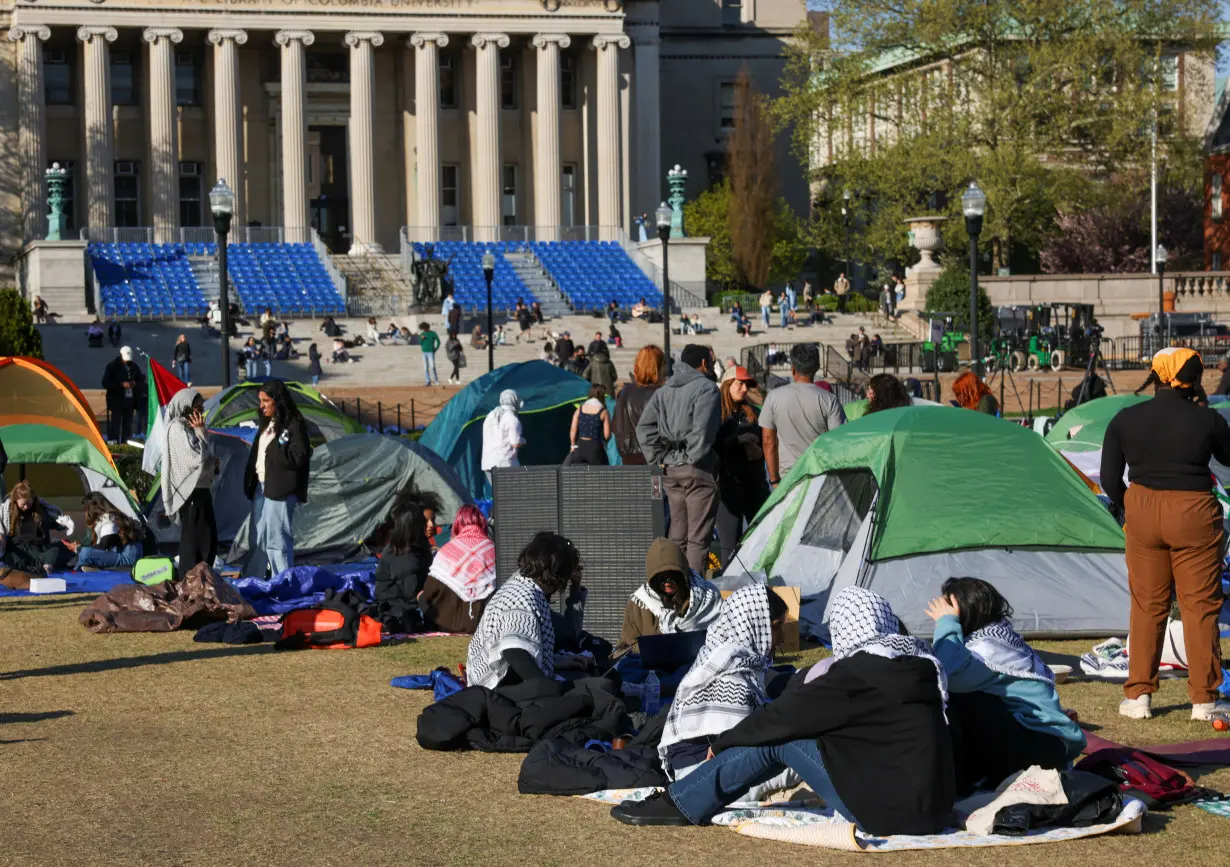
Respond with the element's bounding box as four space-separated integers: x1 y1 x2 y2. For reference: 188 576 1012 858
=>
631 571 723 635
659 585 774 778
464 573 556 690
966 620 1054 684
830 587 947 705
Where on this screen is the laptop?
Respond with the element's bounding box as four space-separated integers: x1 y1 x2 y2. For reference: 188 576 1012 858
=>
638 630 708 672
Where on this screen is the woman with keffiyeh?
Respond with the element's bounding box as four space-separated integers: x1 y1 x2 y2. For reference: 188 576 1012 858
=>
419 505 496 634
160 388 218 570
927 577 1084 795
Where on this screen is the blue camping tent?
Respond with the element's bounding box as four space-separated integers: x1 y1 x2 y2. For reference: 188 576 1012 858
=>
420 360 620 498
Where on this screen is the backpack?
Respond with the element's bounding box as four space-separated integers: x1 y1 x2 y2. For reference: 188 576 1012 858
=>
1075 748 1208 809
275 589 382 650
132 556 176 586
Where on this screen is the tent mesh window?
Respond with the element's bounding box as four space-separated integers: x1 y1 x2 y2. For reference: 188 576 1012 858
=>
798 470 877 554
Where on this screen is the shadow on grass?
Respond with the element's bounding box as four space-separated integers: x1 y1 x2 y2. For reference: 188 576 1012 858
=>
0 738 47 745
0 598 92 612
0 710 74 724
0 644 270 681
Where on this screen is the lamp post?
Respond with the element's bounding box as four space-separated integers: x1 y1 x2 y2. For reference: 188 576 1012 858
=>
961 181 987 375
482 249 495 372
656 202 673 367
841 189 851 285
210 178 235 387
1155 243 1168 354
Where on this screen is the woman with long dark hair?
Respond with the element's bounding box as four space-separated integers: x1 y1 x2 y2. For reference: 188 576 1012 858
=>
373 492 441 630
160 388 218 571
67 493 145 569
864 373 913 414
243 380 312 576
0 480 75 573
714 368 770 567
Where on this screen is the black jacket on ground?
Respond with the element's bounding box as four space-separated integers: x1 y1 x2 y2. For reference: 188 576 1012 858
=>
711 653 954 837
101 358 145 410
244 414 312 503
518 713 668 795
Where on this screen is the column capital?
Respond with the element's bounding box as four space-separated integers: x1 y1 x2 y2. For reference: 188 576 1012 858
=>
274 30 315 48
409 32 449 49
8 26 52 43
207 29 249 47
344 31 384 49
142 28 184 46
532 34 571 50
591 34 631 51
470 33 510 50
77 26 118 44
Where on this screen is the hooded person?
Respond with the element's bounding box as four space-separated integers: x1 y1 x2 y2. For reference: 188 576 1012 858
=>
1102 346 1230 722
480 389 526 491
160 387 219 571
582 343 618 397
619 538 723 652
420 505 497 634
612 586 954 836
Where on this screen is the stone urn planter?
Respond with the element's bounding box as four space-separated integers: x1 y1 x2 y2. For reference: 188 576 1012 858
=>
904 216 947 272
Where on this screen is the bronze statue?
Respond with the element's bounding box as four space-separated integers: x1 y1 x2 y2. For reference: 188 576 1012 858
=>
410 244 454 308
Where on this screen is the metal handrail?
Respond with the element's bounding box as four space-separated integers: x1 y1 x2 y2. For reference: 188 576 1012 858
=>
311 228 348 301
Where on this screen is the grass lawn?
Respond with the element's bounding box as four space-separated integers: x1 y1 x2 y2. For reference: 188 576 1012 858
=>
2 595 1228 867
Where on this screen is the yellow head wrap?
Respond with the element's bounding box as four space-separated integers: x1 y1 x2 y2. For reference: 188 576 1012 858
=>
1150 346 1201 388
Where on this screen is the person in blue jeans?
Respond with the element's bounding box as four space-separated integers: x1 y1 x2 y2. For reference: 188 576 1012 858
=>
419 321 441 386
243 380 312 577
68 493 144 569
612 587 954 836
172 333 192 384
242 337 260 380
926 577 1085 794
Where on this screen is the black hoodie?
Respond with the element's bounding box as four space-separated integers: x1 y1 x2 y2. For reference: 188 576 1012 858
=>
712 653 954 836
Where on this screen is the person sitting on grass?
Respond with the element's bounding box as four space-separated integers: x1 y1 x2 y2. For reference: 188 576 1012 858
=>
373 491 442 632
926 577 1085 795
419 505 497 634
64 492 145 571
611 586 954 836
619 537 723 653
658 584 791 784
0 481 76 574
465 531 581 689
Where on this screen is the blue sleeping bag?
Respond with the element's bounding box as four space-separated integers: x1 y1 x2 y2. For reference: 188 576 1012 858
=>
231 565 377 615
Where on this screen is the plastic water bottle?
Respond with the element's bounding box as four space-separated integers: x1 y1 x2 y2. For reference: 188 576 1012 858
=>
642 671 661 716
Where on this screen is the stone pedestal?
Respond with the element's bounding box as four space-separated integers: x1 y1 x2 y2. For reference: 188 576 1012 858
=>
637 237 710 306
24 240 89 313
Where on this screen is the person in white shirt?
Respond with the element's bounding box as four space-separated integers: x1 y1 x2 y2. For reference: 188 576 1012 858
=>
481 389 526 495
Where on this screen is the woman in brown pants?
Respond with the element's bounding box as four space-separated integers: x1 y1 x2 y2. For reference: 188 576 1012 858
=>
1102 347 1230 721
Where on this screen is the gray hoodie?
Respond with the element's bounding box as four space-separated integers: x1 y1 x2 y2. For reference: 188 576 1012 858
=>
635 362 721 468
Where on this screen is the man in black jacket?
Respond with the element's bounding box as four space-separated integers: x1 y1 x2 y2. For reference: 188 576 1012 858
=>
554 332 575 368
612 587 954 836
101 346 145 443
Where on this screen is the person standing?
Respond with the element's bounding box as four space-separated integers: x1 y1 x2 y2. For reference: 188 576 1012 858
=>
243 380 312 577
636 344 722 575
614 345 666 466
101 345 145 443
481 389 525 492
242 337 260 380
568 385 612 466
759 289 773 330
516 301 534 343
308 342 323 388
1102 347 1230 721
161 388 218 571
583 344 618 397
1214 353 1230 396
834 272 850 314
715 367 771 567
419 321 441 386
445 330 465 385
760 343 845 486
553 331 575 368
172 334 192 384
781 282 796 329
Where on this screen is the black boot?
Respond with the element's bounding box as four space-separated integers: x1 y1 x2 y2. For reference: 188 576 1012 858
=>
610 791 693 827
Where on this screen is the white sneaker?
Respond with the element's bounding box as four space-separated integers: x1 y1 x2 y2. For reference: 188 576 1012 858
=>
1191 700 1230 721
1119 695 1153 719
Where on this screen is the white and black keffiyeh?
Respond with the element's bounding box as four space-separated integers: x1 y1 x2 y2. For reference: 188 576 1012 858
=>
631 571 723 635
658 584 775 778
966 619 1054 684
161 388 212 518
465 573 556 690
830 586 948 705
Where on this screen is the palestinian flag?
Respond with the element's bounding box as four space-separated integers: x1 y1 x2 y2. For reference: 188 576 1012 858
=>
141 358 187 475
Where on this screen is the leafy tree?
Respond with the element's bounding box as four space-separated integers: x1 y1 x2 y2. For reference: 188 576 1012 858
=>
0 288 43 358
728 70 778 290
684 180 740 292
923 265 995 339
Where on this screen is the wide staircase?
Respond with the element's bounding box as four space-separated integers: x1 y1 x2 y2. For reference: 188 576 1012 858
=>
331 253 417 317
503 251 571 318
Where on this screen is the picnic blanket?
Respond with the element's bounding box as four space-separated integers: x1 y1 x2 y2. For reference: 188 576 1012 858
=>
250 614 464 643
0 571 134 598
232 565 377 615
580 789 1146 852
1082 732 1230 769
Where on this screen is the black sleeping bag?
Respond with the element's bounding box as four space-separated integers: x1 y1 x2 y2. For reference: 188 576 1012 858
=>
517 709 669 795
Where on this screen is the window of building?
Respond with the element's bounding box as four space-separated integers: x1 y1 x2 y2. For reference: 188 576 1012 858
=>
502 164 517 226
111 50 138 106
722 0 744 25
561 165 576 227
179 161 202 227
1161 53 1179 92
114 161 141 227
176 51 202 107
48 159 76 233
500 52 518 110
440 53 458 109
719 81 738 133
442 164 459 226
561 53 577 110
1214 173 1223 220
44 49 74 105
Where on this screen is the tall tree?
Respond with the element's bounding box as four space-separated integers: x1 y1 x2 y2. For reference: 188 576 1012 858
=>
727 70 778 290
0 289 43 358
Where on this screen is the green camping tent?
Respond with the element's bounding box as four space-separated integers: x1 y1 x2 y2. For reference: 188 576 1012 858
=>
726 406 1128 638
1043 395 1149 453
203 381 363 441
1 423 140 518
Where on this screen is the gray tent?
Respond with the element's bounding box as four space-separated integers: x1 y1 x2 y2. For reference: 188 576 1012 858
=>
227 433 472 574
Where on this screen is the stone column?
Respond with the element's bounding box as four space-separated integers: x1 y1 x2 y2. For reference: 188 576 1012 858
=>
8 26 51 242
632 32 661 225
77 26 118 232
532 34 569 242
410 32 448 242
275 30 314 243
471 33 508 243
144 28 184 243
345 31 383 254
207 29 248 227
592 35 629 240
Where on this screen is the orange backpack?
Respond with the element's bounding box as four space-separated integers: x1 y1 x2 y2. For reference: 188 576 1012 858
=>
276 590 382 650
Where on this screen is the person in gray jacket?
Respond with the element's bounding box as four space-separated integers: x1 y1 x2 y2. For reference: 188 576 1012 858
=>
636 344 722 574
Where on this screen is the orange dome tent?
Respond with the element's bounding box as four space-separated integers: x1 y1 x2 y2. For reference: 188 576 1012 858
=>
0 355 113 466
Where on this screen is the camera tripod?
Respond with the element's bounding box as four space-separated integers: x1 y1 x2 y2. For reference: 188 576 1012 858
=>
1071 331 1117 406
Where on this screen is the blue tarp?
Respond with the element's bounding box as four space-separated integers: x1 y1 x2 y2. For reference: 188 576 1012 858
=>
0 571 134 598
418 360 620 499
231 564 377 615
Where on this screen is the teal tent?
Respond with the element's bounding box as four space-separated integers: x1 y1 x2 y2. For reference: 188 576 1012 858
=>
420 360 620 499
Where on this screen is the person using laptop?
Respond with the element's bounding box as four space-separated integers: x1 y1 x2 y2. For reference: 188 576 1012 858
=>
618 538 723 653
